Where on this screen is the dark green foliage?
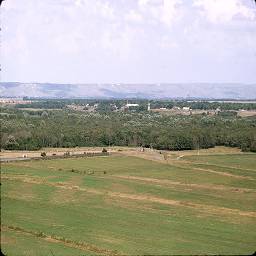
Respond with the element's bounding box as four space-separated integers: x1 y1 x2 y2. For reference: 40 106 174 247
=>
16 98 256 111
150 100 256 111
15 100 66 109
218 111 237 117
3 135 19 149
1 102 256 152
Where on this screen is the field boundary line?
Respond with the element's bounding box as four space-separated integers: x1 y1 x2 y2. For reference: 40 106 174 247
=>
187 161 256 173
111 175 256 193
0 152 110 163
168 162 255 180
121 152 255 180
2 175 256 218
1 225 121 256
191 167 254 180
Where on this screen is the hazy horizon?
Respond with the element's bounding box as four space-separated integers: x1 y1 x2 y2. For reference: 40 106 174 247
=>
1 0 256 84
1 82 256 99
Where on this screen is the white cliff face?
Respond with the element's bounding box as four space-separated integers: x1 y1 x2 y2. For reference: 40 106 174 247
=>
0 82 256 99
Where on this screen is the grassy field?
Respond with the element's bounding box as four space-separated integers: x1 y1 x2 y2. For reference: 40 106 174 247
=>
1 149 256 255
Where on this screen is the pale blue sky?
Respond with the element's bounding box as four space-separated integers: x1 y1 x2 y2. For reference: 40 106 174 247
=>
1 0 256 83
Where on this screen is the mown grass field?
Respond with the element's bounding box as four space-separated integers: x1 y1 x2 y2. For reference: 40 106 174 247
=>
1 149 256 255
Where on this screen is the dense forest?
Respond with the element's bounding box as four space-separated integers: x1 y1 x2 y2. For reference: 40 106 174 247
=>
1 105 256 152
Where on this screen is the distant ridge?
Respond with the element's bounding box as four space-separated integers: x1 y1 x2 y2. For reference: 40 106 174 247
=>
0 82 256 99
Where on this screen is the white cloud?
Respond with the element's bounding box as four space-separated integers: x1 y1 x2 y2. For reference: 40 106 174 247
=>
138 0 182 27
159 35 179 49
138 0 150 7
1 0 256 83
125 10 144 23
96 1 116 20
193 0 256 24
161 0 182 26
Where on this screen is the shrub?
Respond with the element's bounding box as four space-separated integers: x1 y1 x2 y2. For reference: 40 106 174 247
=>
64 151 70 156
41 152 46 157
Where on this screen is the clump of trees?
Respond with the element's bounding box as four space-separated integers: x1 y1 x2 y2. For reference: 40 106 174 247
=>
1 104 256 152
15 98 256 112
3 135 19 150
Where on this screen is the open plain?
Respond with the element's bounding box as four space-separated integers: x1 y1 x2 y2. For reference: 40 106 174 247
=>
1 147 256 255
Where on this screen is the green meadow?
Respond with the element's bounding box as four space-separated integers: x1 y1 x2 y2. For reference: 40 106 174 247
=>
1 152 256 255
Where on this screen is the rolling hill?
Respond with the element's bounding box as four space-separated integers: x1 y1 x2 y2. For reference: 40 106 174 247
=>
0 82 256 99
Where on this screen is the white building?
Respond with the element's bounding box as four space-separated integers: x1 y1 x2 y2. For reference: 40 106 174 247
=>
125 103 139 107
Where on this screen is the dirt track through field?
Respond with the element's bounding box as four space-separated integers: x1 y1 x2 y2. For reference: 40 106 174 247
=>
190 162 256 173
2 175 256 218
111 175 255 193
122 151 255 180
2 225 121 256
189 167 255 180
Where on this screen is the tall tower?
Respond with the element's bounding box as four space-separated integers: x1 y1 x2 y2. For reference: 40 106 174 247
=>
147 102 151 111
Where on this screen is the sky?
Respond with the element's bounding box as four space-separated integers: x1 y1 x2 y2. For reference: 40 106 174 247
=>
1 0 256 84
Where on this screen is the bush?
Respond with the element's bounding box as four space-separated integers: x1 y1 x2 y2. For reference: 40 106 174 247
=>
4 135 19 150
41 152 46 157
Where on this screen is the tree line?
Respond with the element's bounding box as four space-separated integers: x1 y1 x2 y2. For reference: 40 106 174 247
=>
1 107 255 152
16 99 256 111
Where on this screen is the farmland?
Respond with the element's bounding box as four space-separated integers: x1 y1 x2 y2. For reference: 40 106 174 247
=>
1 147 256 255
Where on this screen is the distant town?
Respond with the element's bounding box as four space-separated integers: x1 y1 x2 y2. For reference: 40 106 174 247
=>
1 97 256 117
